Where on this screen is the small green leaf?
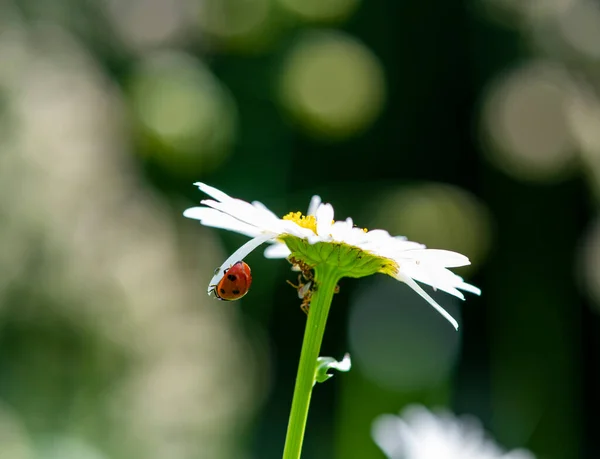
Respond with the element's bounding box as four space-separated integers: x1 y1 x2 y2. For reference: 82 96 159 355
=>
314 353 352 385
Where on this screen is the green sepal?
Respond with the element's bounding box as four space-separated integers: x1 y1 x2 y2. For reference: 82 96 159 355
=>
281 237 396 279
314 353 352 385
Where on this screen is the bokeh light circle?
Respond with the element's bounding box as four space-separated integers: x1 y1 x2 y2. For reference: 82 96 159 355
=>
578 217 600 313
277 0 360 23
278 30 385 140
370 183 493 272
480 0 576 25
0 404 32 459
196 0 273 50
348 277 461 391
104 0 191 51
557 0 600 61
566 89 600 200
129 51 237 175
38 437 107 459
481 61 578 182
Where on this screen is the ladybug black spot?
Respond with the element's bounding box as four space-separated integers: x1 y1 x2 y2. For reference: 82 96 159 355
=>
220 288 226 294
232 289 240 295
227 274 237 281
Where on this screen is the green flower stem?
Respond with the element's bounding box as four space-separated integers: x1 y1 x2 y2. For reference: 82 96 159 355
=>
282 264 341 459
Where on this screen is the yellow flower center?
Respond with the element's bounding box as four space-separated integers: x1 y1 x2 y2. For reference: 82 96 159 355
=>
281 213 392 279
283 211 317 233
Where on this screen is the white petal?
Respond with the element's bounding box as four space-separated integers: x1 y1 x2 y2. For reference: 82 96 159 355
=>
307 234 323 245
194 182 232 203
192 184 316 240
201 199 282 234
208 234 275 293
264 243 291 259
192 183 281 232
252 200 280 219
183 206 208 220
456 281 481 296
377 240 426 255
307 195 322 216
374 406 536 459
279 220 316 239
396 272 459 330
372 414 408 459
399 263 466 300
193 183 312 236
367 229 392 239
392 237 427 249
330 220 354 241
359 229 393 248
397 249 471 268
316 203 334 237
401 262 481 296
183 207 264 238
359 231 424 260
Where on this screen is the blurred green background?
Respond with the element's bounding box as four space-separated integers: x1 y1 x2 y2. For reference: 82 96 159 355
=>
0 0 598 458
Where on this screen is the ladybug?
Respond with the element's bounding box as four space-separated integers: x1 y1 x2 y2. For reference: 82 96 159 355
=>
213 261 252 301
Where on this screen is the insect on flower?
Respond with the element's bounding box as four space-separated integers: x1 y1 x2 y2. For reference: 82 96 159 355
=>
287 257 316 314
287 275 314 314
212 261 253 301
287 257 340 314
184 182 481 330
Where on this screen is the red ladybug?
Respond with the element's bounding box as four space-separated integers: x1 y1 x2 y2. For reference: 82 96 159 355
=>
213 261 253 301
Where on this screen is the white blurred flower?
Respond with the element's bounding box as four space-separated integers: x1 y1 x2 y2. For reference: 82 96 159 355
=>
372 405 536 459
184 183 480 329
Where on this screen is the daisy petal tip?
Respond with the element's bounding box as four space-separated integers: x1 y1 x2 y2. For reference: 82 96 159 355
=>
398 273 461 331
445 315 460 331
263 243 291 259
192 181 208 191
307 195 322 216
183 207 201 219
316 202 334 219
460 282 481 296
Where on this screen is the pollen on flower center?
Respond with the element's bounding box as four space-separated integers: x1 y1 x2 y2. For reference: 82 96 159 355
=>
283 211 317 233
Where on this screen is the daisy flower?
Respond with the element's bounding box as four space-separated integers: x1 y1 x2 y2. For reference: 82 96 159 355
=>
372 405 536 459
183 182 480 330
